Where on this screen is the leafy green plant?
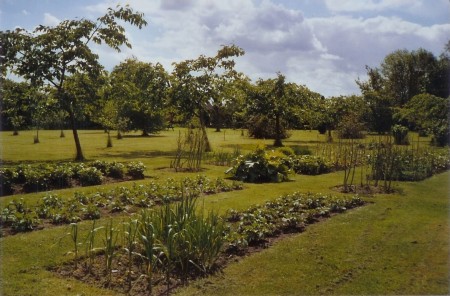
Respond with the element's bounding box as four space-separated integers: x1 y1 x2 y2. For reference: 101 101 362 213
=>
289 155 332 175
0 168 17 196
227 146 291 183
107 162 125 179
392 125 409 145
77 167 103 186
226 192 364 250
126 161 146 179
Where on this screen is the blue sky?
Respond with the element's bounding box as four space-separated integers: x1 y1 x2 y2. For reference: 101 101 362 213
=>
1 0 449 97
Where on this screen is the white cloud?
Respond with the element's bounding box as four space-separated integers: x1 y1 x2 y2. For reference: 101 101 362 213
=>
43 13 60 26
22 10 29 15
86 0 450 97
324 0 420 12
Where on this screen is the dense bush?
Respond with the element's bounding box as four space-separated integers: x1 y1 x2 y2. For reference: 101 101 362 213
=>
336 114 366 139
0 168 17 196
126 161 146 179
76 167 103 186
392 125 409 145
107 162 125 179
289 155 332 175
431 125 450 147
0 161 147 196
226 147 291 183
247 115 291 140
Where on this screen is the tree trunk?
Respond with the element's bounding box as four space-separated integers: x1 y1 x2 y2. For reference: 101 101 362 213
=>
199 115 212 152
69 109 85 161
327 129 333 143
34 127 40 144
273 114 283 147
214 107 222 132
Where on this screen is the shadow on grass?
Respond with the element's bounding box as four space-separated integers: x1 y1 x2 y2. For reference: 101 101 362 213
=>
121 134 166 139
98 150 177 159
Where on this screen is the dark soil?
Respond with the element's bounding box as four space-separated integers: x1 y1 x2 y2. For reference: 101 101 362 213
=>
49 232 305 296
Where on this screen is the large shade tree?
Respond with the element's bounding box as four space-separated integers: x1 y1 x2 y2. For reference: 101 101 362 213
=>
358 48 449 108
2 5 147 160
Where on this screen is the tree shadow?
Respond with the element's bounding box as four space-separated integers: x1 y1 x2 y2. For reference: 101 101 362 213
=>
98 150 176 159
121 134 166 139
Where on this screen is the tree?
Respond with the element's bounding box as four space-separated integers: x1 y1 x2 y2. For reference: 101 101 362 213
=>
109 58 169 136
2 5 147 160
171 44 245 151
400 93 449 146
0 79 32 135
358 48 449 108
247 73 314 147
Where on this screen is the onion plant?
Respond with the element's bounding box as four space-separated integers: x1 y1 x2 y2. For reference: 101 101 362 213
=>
122 218 139 291
103 219 119 285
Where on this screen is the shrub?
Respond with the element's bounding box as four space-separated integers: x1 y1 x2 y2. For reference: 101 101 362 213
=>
226 147 291 183
290 155 332 175
431 125 450 147
0 168 17 196
336 114 365 139
247 115 291 140
127 161 146 179
392 125 409 145
91 160 111 174
107 162 125 179
23 168 50 193
77 167 103 186
49 164 74 188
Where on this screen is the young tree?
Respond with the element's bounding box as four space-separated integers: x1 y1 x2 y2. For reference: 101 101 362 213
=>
246 73 318 146
2 5 147 160
171 44 245 151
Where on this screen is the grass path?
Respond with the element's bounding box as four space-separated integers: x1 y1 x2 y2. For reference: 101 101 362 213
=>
176 172 450 296
1 171 448 295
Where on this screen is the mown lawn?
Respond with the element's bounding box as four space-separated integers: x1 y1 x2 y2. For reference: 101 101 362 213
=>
0 129 448 295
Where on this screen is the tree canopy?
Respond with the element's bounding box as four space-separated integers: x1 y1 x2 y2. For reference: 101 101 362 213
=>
2 5 147 160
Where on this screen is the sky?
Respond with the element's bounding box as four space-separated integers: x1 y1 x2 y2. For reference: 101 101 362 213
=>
1 0 449 97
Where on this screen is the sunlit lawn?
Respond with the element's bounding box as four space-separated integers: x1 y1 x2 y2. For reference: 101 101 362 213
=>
0 128 447 296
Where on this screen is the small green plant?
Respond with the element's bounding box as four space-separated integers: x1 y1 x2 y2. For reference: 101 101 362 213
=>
77 167 103 186
103 219 119 285
227 146 291 183
126 161 146 179
122 218 139 291
392 125 409 145
84 220 103 273
107 162 125 179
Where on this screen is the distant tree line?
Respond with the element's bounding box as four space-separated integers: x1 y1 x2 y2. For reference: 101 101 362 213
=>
1 6 449 160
